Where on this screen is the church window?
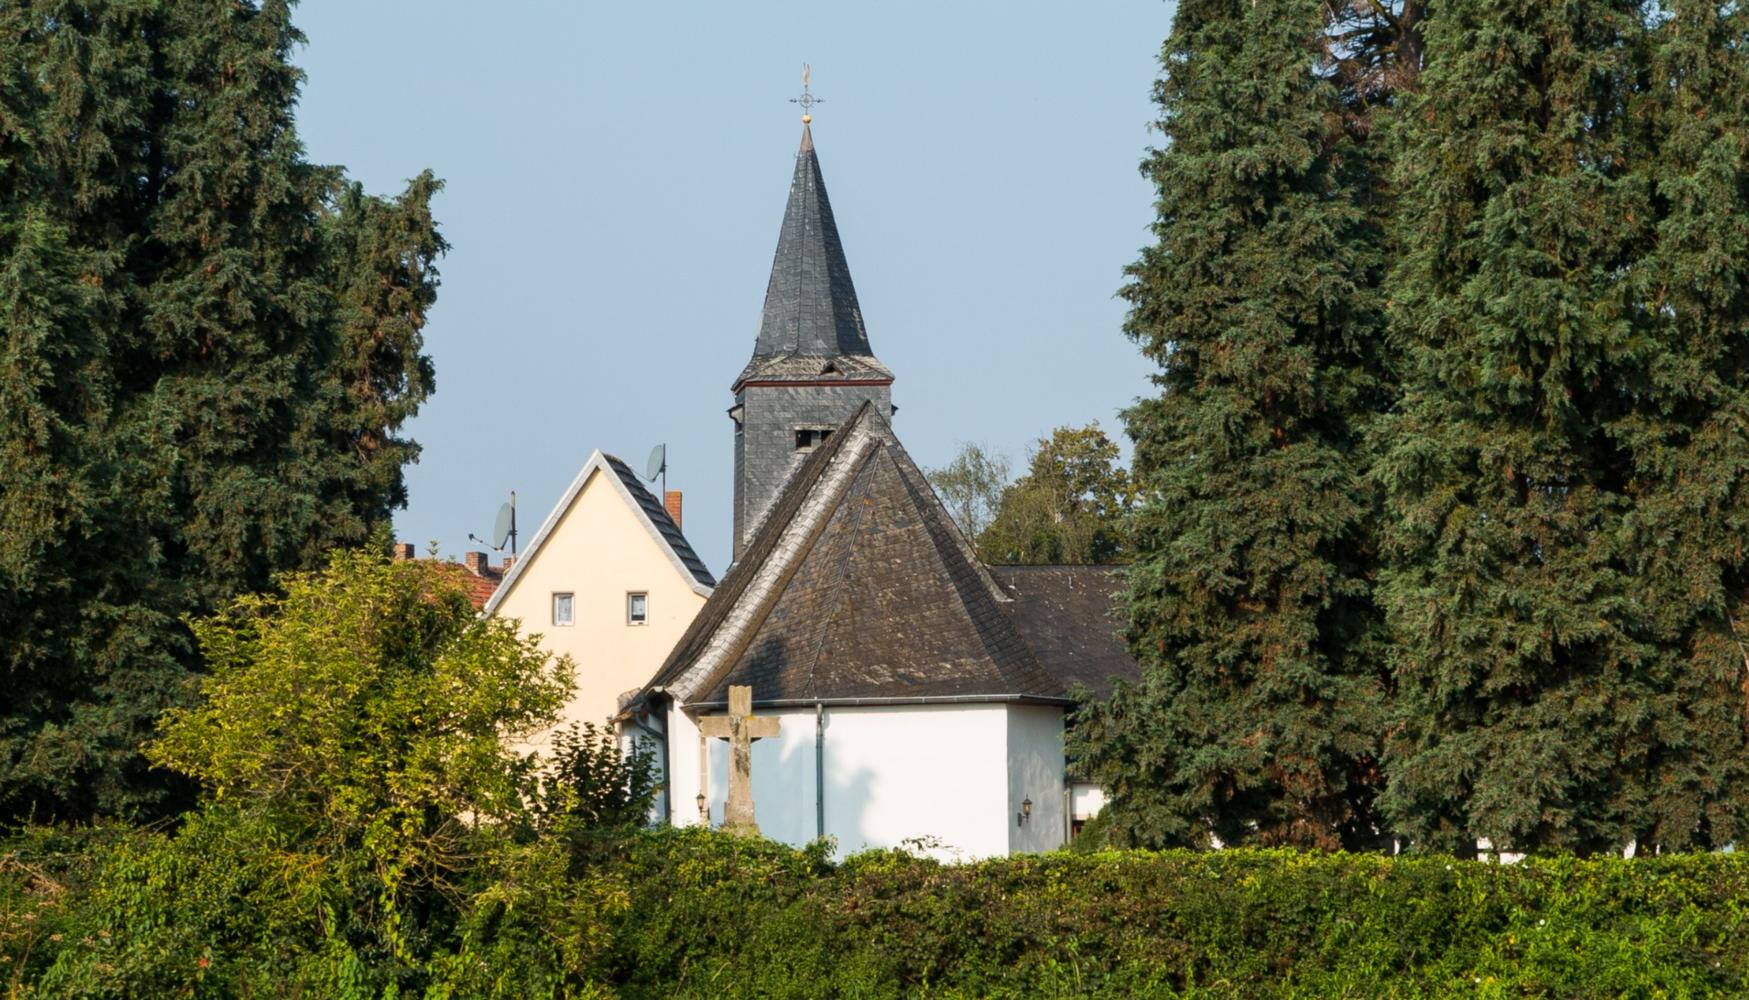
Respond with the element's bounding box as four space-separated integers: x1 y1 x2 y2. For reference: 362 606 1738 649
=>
794 427 833 451
627 591 648 625
552 592 574 626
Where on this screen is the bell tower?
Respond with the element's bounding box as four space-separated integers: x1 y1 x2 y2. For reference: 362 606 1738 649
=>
730 120 893 558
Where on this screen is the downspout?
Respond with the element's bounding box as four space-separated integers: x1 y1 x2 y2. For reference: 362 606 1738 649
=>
815 702 826 841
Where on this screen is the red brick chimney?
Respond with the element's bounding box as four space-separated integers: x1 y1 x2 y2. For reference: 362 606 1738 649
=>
393 542 415 561
501 555 516 572
464 551 489 576
664 490 683 529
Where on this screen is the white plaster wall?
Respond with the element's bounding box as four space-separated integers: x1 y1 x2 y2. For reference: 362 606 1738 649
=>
1006 705 1067 854
660 705 706 827
702 704 1012 860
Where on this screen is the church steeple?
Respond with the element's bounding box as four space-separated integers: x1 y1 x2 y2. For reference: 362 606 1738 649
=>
735 125 888 387
730 121 894 558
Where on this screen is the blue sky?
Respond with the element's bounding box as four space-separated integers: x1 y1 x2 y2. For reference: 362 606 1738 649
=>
293 1 1172 574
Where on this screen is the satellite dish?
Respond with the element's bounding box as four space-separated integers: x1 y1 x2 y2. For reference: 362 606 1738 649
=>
491 502 514 550
645 444 667 483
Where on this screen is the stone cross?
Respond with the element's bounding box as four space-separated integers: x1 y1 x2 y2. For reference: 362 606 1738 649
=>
698 685 780 836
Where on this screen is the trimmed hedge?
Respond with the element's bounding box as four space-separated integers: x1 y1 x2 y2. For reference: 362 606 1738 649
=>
583 831 1749 998
8 825 1749 997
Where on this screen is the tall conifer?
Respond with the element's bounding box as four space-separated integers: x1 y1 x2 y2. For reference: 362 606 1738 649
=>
1606 0 1749 851
0 1 443 820
1375 0 1670 854
1071 0 1390 849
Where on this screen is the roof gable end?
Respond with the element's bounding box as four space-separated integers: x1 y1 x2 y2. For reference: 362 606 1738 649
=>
483 450 715 617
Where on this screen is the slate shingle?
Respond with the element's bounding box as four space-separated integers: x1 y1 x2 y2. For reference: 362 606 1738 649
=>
988 566 1140 699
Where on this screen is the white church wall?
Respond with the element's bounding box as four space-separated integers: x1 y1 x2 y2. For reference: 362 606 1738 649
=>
1005 704 1067 854
701 704 1012 861
704 707 820 847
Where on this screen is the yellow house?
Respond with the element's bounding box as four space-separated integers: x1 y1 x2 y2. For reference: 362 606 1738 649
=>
484 451 715 758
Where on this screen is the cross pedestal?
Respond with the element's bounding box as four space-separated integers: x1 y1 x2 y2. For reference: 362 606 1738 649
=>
698 685 780 836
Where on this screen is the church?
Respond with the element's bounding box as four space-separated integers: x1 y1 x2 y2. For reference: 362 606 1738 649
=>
619 118 1137 858
494 115 1137 858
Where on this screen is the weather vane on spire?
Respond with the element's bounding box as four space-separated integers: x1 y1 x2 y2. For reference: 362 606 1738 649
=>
790 63 822 124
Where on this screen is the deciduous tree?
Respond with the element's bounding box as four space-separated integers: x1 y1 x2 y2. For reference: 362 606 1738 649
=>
978 423 1133 565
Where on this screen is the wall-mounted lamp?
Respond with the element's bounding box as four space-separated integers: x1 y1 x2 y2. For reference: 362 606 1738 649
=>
697 791 708 821
1017 796 1033 828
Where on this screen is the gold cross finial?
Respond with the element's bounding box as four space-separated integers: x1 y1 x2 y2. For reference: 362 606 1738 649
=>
790 63 822 124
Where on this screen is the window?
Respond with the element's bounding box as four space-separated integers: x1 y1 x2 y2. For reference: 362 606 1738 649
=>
794 427 833 451
627 591 648 625
551 592 574 626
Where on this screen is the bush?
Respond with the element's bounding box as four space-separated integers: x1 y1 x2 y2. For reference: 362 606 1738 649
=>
575 831 1749 998
9 824 1749 997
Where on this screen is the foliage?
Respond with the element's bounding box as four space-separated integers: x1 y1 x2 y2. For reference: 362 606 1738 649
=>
926 442 1011 543
1075 0 1391 851
18 826 1749 997
0 0 445 823
19 547 573 996
535 722 661 833
977 424 1133 566
1374 0 1749 854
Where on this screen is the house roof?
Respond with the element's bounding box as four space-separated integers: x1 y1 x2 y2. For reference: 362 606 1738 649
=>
482 450 715 617
735 124 884 390
431 561 502 610
639 402 1071 711
987 566 1139 700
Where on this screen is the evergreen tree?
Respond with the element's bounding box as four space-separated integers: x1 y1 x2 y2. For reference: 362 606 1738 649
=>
1071 0 1390 849
1613 0 1749 853
1374 0 1694 854
0 1 443 821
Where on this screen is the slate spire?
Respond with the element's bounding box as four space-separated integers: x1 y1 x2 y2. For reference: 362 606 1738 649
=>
731 122 893 559
751 124 873 360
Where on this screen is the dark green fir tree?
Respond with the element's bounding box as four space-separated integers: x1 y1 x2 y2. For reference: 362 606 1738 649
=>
1373 0 1702 855
1070 0 1391 849
1606 0 1749 852
0 1 444 821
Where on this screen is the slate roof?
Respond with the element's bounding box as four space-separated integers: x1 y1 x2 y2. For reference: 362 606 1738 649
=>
602 454 716 588
641 402 1071 710
735 124 887 390
988 566 1139 699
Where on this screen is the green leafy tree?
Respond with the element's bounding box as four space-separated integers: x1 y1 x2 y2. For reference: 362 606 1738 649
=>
0 1 444 822
927 442 1011 542
1071 0 1391 850
978 424 1133 565
36 546 579 994
535 721 661 833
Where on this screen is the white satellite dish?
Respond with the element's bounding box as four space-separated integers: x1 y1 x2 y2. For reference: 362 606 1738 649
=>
645 443 666 483
491 502 514 550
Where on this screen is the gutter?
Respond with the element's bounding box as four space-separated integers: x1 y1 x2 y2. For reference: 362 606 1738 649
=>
684 693 1075 712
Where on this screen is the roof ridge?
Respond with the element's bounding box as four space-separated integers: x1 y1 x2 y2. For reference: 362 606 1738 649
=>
637 403 881 704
